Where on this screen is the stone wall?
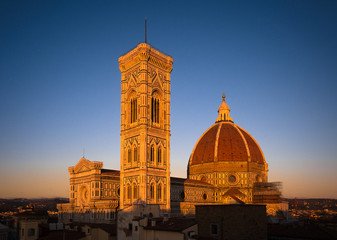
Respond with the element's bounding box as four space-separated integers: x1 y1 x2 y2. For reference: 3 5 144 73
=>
196 204 267 240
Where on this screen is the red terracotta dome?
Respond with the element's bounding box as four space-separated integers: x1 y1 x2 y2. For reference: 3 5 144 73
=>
189 93 265 167
189 121 265 165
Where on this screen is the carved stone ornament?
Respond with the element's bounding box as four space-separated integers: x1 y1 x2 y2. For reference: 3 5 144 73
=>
148 67 157 82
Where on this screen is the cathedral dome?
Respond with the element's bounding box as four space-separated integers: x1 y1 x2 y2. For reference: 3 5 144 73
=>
189 121 265 165
188 94 266 176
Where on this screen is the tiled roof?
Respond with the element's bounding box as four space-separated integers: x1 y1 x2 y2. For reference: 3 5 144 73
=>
84 223 117 235
170 177 212 186
184 179 213 186
217 123 248 162
223 188 246 198
65 222 117 236
223 188 246 204
191 124 218 164
190 122 265 166
237 126 264 164
101 169 120 175
144 217 196 232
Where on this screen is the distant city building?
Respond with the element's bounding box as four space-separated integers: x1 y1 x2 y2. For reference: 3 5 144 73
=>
57 42 287 224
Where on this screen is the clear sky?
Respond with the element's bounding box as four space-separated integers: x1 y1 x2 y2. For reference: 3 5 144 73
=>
1 0 336 199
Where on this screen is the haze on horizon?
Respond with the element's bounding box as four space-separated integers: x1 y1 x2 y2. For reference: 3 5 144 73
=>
0 0 336 199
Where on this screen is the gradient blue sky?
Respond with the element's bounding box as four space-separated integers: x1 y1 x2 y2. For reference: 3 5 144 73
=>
1 0 336 199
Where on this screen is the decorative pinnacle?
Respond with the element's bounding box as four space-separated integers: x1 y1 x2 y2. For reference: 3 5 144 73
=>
216 92 233 123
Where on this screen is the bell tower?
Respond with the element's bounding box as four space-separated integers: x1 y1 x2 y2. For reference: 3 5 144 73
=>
118 43 173 211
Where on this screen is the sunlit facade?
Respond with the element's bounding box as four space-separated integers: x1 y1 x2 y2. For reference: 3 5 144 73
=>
57 43 287 223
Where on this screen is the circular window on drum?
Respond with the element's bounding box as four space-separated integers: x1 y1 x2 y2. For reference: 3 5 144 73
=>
202 193 208 200
228 174 239 184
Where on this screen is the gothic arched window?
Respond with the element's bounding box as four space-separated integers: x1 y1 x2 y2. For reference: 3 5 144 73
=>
133 184 138 199
157 183 162 202
130 95 137 124
133 147 138 162
150 145 155 163
127 149 132 163
127 184 131 200
151 94 160 123
150 183 155 200
157 146 162 164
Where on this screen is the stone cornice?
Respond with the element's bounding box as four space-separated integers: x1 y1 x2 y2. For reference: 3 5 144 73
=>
119 43 173 73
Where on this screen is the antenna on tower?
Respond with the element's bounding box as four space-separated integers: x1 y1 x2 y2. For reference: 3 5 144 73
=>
82 148 85 158
145 17 147 43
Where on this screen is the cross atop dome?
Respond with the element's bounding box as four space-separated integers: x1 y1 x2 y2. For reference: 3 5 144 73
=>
216 93 233 123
